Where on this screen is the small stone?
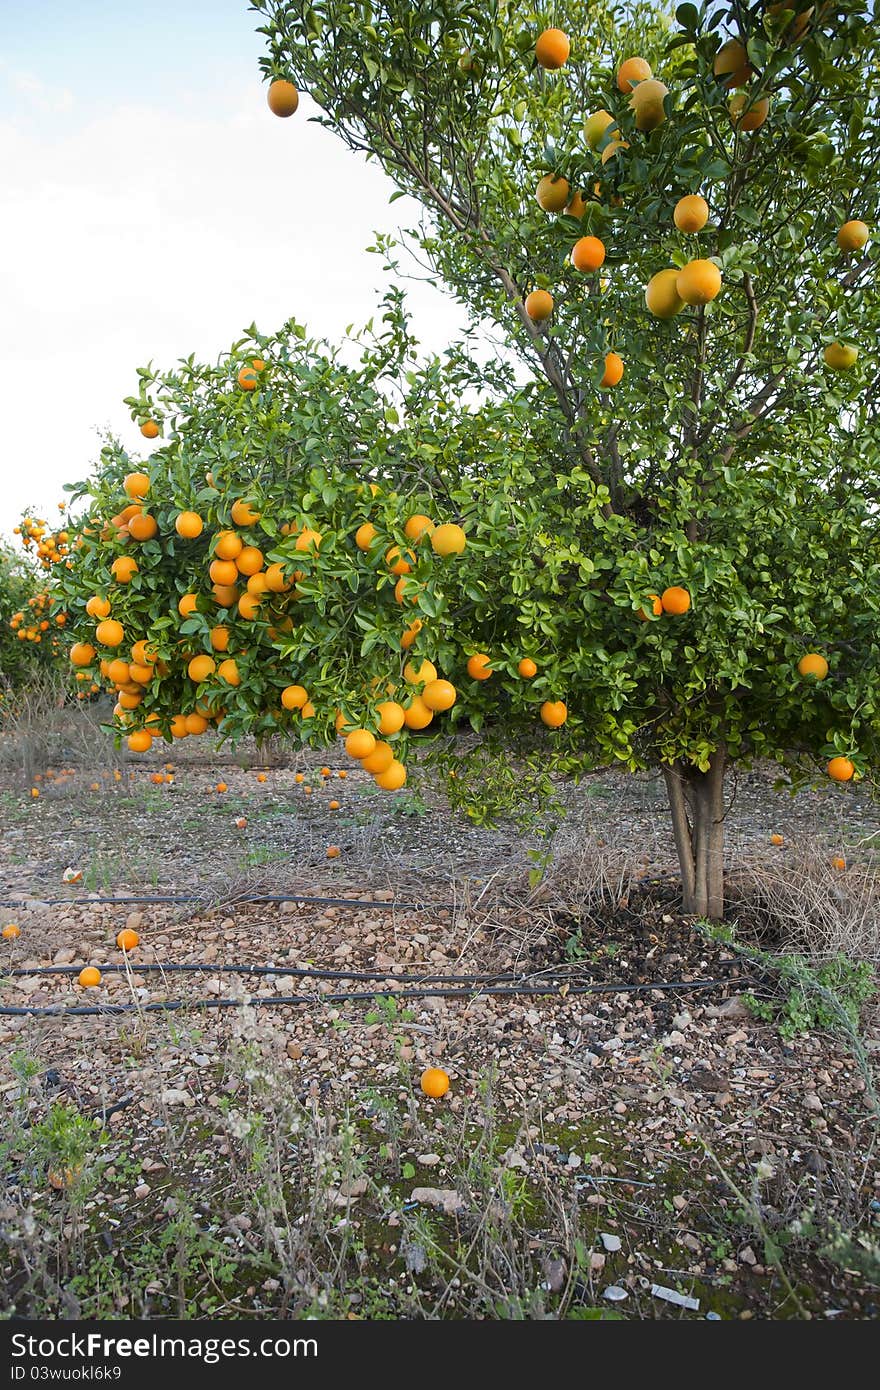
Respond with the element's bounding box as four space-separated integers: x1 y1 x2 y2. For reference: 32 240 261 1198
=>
417 1154 442 1167
54 947 76 965
134 1183 151 1200
286 1041 303 1060
804 1093 823 1112
126 911 144 932
410 1187 464 1215
739 1246 757 1266
613 1101 627 1115
602 1285 628 1302
600 1233 622 1253
160 1089 190 1106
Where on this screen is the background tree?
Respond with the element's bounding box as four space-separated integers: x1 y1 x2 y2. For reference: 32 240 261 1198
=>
52 1 879 920
0 526 69 696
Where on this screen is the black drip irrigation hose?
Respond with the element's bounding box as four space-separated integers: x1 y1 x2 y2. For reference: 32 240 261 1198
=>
0 893 456 912
9 963 521 983
0 976 750 1018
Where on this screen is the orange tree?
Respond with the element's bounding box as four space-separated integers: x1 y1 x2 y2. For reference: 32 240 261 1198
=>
55 1 879 918
246 0 877 915
0 532 68 694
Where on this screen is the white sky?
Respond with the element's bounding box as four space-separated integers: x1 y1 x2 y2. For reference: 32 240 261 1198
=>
0 0 465 540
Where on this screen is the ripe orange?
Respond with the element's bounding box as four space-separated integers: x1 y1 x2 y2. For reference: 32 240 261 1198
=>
265 562 291 592
564 190 588 220
238 365 258 391
404 658 437 685
536 174 570 212
215 530 244 561
572 235 605 272
540 700 568 728
95 619 124 647
518 658 537 679
797 653 828 680
600 351 624 388
345 729 376 759
326 845 341 859
282 685 309 711
140 420 159 439
422 679 457 711
617 56 652 91
420 1067 450 1098
295 527 322 553
431 524 467 556
107 658 130 684
661 586 691 615
394 576 419 605
377 700 406 735
267 78 299 116
246 572 269 596
178 593 198 617
375 760 407 790
673 194 709 234
209 558 239 587
385 545 413 576
86 595 112 619
729 93 770 131
338 770 348 779
404 514 435 543
216 782 228 794
128 512 158 541
294 772 305 783
188 655 216 683
837 220 869 253
2 924 20 940
467 653 493 681
770 834 784 847
827 757 854 783
535 27 569 69
236 545 264 576
237 592 261 620
404 695 434 730
301 701 316 719
645 268 684 318
584 109 616 151
629 79 668 131
355 522 378 551
116 928 140 950
214 583 240 607
217 658 240 686
713 39 752 87
150 772 164 785
175 511 203 539
231 498 262 526
70 642 97 667
235 816 247 829
257 772 267 782
329 799 340 810
525 289 554 322
361 741 395 774
111 556 138 583
210 626 230 652
831 856 846 871
127 731 152 753
637 593 663 621
676 260 722 305
184 713 208 735
170 715 189 738
123 472 150 499
131 640 156 667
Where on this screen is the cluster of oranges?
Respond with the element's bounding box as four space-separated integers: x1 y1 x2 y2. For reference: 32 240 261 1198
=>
8 590 67 648
528 28 867 375
13 515 71 571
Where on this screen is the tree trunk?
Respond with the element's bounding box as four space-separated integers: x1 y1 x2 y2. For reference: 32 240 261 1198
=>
662 750 726 920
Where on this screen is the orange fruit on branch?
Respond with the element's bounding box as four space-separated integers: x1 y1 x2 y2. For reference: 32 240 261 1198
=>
466 653 493 681
524 289 554 322
175 511 203 539
535 28 569 69
188 655 216 683
617 56 652 91
95 619 124 648
345 729 376 760
140 420 159 439
431 523 466 556
673 194 709 234
645 268 684 318
797 653 828 680
827 757 854 782
676 260 722 306
123 472 150 499
713 39 752 87
536 174 570 212
377 700 406 735
518 658 537 678
375 760 407 790
600 352 624 388
361 741 395 774
661 586 691 615
572 236 605 272
540 700 568 728
837 220 869 253
267 78 299 116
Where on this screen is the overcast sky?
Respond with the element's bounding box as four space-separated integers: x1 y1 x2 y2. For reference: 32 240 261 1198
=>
0 0 465 539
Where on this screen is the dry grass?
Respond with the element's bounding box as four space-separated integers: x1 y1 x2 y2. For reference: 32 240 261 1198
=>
0 677 122 788
729 842 880 964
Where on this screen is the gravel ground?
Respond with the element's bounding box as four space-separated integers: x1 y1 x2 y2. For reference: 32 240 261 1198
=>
1 755 879 1319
